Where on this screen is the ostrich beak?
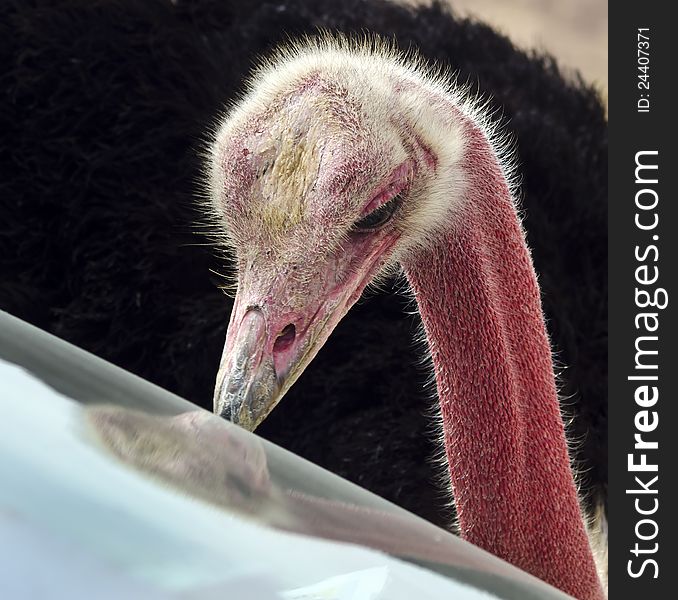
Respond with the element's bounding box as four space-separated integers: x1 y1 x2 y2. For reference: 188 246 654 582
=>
213 307 278 431
213 278 352 432
213 250 388 431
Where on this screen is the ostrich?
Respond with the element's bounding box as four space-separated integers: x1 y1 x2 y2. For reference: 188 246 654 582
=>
206 38 605 600
2 0 606 567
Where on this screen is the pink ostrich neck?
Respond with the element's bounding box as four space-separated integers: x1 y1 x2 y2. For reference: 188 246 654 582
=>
403 125 603 600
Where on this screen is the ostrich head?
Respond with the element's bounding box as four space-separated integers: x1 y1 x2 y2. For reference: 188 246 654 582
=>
208 40 473 430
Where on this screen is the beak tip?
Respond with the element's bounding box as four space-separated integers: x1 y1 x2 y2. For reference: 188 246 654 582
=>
217 403 232 422
214 391 255 431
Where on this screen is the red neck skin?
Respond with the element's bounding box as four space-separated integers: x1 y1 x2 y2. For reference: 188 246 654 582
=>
403 125 603 600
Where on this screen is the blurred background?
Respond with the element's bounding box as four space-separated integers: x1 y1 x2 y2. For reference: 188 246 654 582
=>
403 0 608 95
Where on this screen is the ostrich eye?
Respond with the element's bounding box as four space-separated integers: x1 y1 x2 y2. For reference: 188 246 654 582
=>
352 194 403 232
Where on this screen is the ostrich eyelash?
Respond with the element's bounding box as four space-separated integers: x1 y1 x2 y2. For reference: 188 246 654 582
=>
352 193 404 232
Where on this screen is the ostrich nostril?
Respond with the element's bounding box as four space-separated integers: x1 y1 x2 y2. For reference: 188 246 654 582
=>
273 324 296 354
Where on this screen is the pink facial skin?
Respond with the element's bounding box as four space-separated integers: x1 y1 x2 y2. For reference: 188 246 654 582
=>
359 160 413 216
